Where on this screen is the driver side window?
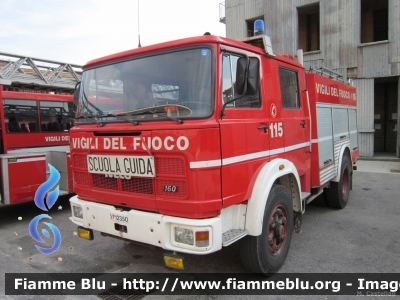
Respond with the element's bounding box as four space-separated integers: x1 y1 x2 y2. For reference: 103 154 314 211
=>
222 53 261 108
222 54 238 104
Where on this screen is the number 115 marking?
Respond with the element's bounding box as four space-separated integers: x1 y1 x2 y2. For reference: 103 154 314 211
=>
270 122 283 138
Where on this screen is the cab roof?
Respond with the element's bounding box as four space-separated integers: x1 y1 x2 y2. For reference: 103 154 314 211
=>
84 35 302 70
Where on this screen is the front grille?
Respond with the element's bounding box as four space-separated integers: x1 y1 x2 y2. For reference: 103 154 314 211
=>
73 155 187 199
74 171 91 186
73 154 87 169
92 174 118 190
121 177 153 194
155 157 185 175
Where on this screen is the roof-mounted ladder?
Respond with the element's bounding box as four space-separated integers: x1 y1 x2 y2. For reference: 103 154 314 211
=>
0 52 82 92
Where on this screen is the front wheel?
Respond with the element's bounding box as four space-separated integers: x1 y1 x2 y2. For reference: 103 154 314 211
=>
327 154 352 209
240 185 293 274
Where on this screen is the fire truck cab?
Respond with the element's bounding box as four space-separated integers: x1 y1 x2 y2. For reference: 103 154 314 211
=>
70 28 358 274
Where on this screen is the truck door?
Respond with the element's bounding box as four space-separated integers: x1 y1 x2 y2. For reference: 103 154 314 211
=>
277 65 310 191
219 51 269 207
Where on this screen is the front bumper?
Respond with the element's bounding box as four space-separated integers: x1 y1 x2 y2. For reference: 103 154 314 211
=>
70 195 222 254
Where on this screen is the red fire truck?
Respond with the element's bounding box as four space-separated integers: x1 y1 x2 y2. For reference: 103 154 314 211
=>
70 29 358 274
0 52 80 206
0 90 75 205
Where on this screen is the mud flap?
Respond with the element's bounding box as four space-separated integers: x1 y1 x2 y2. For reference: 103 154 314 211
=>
294 211 302 233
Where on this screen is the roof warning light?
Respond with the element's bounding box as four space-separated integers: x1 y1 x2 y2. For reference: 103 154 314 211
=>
254 19 265 36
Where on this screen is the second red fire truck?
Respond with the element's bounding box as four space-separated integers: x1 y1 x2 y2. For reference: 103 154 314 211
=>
0 90 75 205
0 52 80 206
70 25 358 274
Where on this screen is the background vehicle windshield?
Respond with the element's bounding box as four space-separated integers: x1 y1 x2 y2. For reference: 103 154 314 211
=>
77 47 213 121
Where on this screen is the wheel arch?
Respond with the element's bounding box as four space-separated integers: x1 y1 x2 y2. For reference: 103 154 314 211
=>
331 145 352 183
244 158 302 236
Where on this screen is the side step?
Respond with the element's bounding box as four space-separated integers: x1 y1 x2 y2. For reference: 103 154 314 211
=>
222 229 248 247
301 192 311 214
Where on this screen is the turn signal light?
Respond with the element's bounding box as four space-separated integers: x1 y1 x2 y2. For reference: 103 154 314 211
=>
195 231 209 247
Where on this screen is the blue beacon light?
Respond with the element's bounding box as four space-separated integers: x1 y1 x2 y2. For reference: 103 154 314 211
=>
254 19 265 36
250 19 274 55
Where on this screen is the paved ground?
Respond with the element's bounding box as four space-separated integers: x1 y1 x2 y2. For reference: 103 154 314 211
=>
356 160 400 174
1 158 399 300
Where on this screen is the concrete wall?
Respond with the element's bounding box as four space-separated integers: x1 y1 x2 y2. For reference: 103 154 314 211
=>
225 0 400 157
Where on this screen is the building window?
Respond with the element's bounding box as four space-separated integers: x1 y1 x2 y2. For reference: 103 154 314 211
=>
279 67 300 109
246 17 264 38
361 0 388 43
298 3 320 52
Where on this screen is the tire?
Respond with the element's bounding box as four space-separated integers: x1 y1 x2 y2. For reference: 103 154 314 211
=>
240 184 293 275
327 155 351 209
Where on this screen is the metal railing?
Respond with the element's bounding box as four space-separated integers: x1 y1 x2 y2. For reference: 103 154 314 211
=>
219 2 226 24
306 66 353 85
0 52 82 92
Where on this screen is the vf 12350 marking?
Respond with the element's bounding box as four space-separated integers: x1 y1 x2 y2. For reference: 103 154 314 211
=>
110 214 128 222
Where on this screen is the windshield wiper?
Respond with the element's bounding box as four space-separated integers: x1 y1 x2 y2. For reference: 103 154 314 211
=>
118 104 191 116
117 106 186 124
75 113 118 127
117 104 191 122
158 113 183 124
75 115 104 126
115 115 141 126
117 107 164 116
84 90 102 112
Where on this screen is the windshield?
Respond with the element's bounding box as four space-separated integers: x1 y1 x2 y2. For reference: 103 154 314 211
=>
76 47 214 123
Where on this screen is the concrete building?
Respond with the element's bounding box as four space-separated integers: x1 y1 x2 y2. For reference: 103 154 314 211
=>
222 0 400 158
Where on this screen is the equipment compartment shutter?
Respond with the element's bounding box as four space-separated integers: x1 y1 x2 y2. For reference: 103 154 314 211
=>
317 106 334 168
349 108 358 151
333 108 349 141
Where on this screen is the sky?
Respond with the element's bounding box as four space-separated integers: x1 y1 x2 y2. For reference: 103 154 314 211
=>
0 0 226 66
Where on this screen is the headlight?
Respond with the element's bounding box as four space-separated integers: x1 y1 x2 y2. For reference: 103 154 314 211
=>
174 227 194 245
72 205 83 219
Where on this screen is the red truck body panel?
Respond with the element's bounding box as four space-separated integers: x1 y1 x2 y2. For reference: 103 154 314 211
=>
0 87 74 205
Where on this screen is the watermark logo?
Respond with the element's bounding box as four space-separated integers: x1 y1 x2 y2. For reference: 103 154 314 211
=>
34 164 60 211
29 164 62 254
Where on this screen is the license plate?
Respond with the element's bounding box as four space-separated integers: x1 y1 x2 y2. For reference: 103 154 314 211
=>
87 155 155 178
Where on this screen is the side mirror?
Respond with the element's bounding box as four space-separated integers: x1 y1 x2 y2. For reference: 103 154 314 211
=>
246 58 260 95
221 55 260 119
235 57 248 95
73 82 81 108
235 57 259 96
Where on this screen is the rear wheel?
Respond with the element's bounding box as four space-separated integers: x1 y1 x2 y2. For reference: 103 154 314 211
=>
240 184 293 274
327 155 351 208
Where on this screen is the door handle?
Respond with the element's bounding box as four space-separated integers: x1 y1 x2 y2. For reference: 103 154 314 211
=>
300 120 306 128
258 125 269 133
